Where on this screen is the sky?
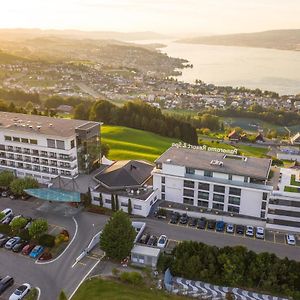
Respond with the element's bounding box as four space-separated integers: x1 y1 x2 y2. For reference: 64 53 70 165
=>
1 0 300 35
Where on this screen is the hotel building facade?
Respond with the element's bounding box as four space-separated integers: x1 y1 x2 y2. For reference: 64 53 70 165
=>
0 112 100 183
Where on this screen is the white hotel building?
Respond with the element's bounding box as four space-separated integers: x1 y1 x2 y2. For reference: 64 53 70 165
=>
0 112 100 183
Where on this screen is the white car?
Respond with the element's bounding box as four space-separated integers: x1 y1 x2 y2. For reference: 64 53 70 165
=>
286 234 296 246
255 227 265 239
226 224 234 234
0 208 13 222
246 226 254 237
9 283 31 300
157 235 168 248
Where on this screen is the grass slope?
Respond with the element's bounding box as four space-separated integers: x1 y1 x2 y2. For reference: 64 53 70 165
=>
101 125 177 162
0 50 28 63
72 278 187 300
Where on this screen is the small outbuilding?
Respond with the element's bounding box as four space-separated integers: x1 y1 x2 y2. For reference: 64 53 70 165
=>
131 245 160 268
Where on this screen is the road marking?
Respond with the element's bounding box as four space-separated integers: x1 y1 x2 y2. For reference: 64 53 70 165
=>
36 287 41 300
68 253 105 300
36 216 78 265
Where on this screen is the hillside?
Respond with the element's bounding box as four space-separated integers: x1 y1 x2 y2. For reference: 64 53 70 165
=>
0 50 28 63
177 29 300 51
101 125 177 162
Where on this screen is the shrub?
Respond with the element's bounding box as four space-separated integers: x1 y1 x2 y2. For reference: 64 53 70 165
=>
0 223 11 235
55 233 66 246
39 234 55 248
119 271 143 286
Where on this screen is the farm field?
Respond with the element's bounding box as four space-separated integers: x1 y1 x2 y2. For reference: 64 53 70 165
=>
101 125 177 162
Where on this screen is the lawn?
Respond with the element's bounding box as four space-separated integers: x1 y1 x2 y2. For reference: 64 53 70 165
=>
72 278 187 300
290 174 300 186
101 125 178 162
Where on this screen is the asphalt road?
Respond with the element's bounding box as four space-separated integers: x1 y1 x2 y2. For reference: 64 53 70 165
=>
1 198 300 299
0 198 109 300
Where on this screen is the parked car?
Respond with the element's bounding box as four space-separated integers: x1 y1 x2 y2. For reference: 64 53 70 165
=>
226 224 234 234
155 209 167 219
9 194 16 200
147 235 158 246
22 243 36 255
38 251 53 261
139 233 150 244
0 276 14 295
1 191 9 198
246 226 254 237
216 221 225 232
207 220 216 230
157 235 168 248
0 208 13 222
236 225 245 235
9 283 31 300
5 237 21 250
12 241 28 253
255 227 265 239
197 218 206 229
0 235 11 247
179 213 189 225
286 234 296 246
29 245 44 258
2 214 14 225
188 218 197 227
170 212 180 224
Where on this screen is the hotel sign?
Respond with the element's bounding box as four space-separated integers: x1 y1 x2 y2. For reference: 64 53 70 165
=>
172 142 238 155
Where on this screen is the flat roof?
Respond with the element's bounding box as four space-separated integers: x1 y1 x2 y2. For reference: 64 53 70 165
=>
0 112 99 137
155 147 272 180
131 245 160 257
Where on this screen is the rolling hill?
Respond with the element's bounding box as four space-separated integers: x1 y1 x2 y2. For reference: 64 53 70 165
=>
177 29 300 51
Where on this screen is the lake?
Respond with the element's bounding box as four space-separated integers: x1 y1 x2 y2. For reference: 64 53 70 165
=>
133 40 300 95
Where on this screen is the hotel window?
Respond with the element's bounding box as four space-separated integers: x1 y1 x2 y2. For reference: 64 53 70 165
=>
213 193 224 203
262 193 268 201
121 202 128 207
204 170 213 177
56 140 65 150
244 176 249 183
5 136 12 141
197 200 209 208
21 138 29 143
161 193 165 200
214 185 225 193
184 180 194 188
186 167 195 174
213 203 224 211
228 205 239 213
183 189 194 197
161 176 165 184
198 182 209 191
260 211 266 219
261 201 267 210
105 199 111 204
47 139 56 148
162 185 165 193
30 139 38 145
133 204 142 210
183 197 194 205
228 174 232 181
198 191 209 200
228 196 240 206
13 137 20 142
71 140 75 149
229 187 241 196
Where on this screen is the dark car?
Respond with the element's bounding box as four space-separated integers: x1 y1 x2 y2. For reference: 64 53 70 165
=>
170 212 180 224
12 240 28 253
22 243 36 255
0 235 11 247
147 235 158 246
38 251 53 261
0 276 14 295
188 218 197 227
236 225 245 235
179 213 189 225
216 221 225 232
207 220 216 230
197 218 207 229
139 233 150 244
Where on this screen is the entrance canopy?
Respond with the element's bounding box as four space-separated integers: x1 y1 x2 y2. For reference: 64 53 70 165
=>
25 188 81 203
